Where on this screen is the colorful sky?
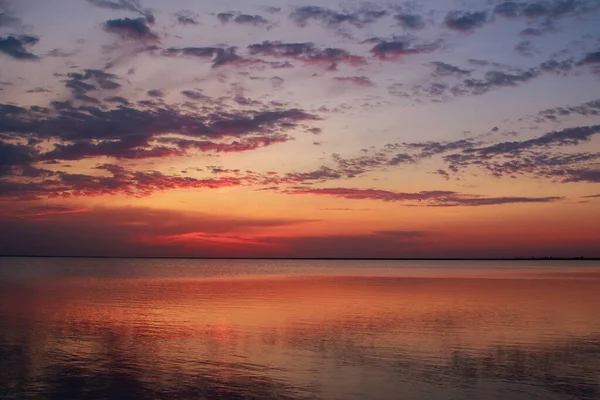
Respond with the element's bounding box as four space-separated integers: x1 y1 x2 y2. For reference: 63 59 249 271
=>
1 0 599 258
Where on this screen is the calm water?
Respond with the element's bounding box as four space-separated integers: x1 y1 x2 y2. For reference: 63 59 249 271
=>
1 258 599 400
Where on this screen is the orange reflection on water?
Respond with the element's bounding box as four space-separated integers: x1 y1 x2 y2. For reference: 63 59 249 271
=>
1 264 600 400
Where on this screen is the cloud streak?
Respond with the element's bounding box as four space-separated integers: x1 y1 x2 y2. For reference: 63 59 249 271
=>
285 187 562 207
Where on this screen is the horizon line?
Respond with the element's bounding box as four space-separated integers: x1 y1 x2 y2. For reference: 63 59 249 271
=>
1 256 599 261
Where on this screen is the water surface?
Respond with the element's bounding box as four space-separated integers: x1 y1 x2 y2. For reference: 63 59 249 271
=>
1 258 599 400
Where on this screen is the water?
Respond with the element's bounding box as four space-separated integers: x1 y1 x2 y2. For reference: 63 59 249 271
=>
1 258 599 400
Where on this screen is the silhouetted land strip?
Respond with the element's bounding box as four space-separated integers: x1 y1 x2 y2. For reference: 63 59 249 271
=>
1 256 599 261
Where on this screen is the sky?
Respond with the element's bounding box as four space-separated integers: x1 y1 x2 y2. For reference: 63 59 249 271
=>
0 0 599 258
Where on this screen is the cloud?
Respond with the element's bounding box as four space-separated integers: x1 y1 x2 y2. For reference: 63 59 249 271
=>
333 76 375 87
370 39 441 60
494 1 521 18
26 87 51 93
103 17 158 41
466 125 600 156
0 1 20 27
404 139 476 157
289 5 387 30
495 0 597 21
515 40 537 56
158 134 292 154
0 164 247 200
104 96 129 104
560 169 600 183
260 230 429 258
0 140 37 177
579 51 600 65
416 124 600 179
218 12 269 26
389 153 416 165
216 12 234 23
537 99 600 121
39 135 183 161
285 187 562 207
46 48 78 58
181 90 208 101
430 61 472 77
247 41 366 70
87 0 154 23
451 69 540 96
444 10 488 32
394 13 425 29
147 89 164 98
161 46 262 68
175 10 199 25
0 97 319 166
4 101 318 143
0 206 313 257
0 35 39 60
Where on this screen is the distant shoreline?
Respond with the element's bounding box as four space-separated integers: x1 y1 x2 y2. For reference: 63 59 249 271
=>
0 256 599 261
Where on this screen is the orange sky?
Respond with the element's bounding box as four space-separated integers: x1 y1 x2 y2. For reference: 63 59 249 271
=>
1 0 600 257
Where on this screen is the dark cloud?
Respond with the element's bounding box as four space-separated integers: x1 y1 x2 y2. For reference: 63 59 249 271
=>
389 153 416 165
181 90 208 101
434 169 450 180
467 125 600 156
40 135 182 161
289 5 387 30
537 98 600 121
46 48 78 58
520 27 543 36
286 187 562 207
175 10 199 25
0 205 314 257
161 46 261 68
0 164 246 200
87 0 154 23
404 139 477 157
559 168 600 183
579 51 600 65
396 123 600 179
394 13 425 29
370 39 440 60
0 0 20 27
216 12 235 23
493 0 600 34
444 11 488 32
103 17 158 41
104 96 129 105
61 69 121 103
0 35 39 60
451 69 540 96
515 40 536 56
261 230 429 258
494 1 521 17
147 89 164 98
247 41 366 70
540 59 573 73
0 98 319 166
0 140 37 177
219 13 269 26
333 76 375 87
159 134 292 154
430 61 472 77
26 87 51 93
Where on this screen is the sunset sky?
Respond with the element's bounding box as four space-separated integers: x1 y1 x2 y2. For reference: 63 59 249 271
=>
1 0 599 258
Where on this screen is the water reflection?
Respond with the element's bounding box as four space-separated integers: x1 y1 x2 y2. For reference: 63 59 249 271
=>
0 258 599 400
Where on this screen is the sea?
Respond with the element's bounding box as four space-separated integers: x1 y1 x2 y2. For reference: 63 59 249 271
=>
0 258 599 400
